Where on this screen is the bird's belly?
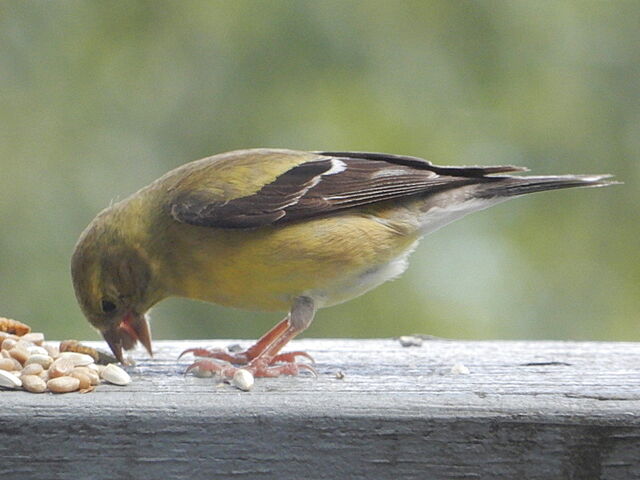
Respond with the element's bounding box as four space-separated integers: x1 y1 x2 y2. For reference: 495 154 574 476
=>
195 246 416 311
302 245 416 308
165 213 419 312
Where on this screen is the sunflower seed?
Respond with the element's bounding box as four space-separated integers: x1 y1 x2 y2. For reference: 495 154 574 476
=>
0 369 22 389
231 369 254 391
100 363 131 386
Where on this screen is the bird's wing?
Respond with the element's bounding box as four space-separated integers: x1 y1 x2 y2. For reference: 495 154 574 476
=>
169 150 526 229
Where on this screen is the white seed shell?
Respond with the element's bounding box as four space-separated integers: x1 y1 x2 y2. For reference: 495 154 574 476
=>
47 376 80 393
21 363 44 377
14 340 32 350
48 357 75 378
25 354 53 369
100 364 131 385
69 371 92 390
43 343 59 358
0 332 19 342
231 369 254 391
71 367 100 386
0 358 20 371
8 346 29 365
21 333 45 345
450 363 470 375
56 352 95 366
22 374 47 393
86 363 103 373
27 345 49 356
398 335 423 347
0 369 22 389
1 338 17 351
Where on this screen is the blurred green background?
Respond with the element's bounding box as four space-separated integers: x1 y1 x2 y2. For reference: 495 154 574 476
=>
1 1 638 344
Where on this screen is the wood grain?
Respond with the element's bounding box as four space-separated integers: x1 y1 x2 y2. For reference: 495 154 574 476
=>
1 339 639 479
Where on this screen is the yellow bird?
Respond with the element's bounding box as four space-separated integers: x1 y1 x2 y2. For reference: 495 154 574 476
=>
71 149 615 377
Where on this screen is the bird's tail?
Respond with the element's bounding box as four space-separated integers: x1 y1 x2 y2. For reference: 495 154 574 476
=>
474 174 619 199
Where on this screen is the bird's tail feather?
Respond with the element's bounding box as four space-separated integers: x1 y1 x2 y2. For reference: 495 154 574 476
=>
474 174 619 199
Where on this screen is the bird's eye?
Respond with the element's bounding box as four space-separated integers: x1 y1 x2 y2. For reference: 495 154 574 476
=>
100 300 117 314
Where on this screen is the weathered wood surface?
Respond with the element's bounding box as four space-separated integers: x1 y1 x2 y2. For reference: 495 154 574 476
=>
1 339 640 479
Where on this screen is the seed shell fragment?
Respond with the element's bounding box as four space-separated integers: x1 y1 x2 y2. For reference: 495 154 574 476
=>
0 358 19 372
21 363 44 377
231 369 254 391
450 363 470 375
48 357 75 378
101 364 131 385
21 333 45 345
22 375 47 393
25 354 53 369
8 347 29 365
0 316 134 394
57 351 95 366
0 369 22 389
47 376 80 393
71 367 100 386
60 340 117 365
0 317 31 336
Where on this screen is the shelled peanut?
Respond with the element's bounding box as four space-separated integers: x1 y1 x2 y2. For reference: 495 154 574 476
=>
0 316 130 394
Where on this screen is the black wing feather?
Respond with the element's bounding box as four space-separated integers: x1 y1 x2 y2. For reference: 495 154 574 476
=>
316 151 528 176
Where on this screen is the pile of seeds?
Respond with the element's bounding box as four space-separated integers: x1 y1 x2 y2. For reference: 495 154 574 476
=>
0 317 131 394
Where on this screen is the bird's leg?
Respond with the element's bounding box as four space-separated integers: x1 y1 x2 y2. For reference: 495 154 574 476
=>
179 311 314 365
183 297 317 378
242 296 317 377
244 317 315 365
179 315 288 363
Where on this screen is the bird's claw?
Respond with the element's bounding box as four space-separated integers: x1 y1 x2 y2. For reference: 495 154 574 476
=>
179 347 249 364
184 359 230 377
272 351 315 365
179 346 314 366
246 358 318 378
184 357 317 379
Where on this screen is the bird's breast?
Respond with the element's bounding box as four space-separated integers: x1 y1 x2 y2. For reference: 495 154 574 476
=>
158 209 419 312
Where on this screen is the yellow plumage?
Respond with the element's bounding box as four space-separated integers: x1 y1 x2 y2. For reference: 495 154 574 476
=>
71 148 615 373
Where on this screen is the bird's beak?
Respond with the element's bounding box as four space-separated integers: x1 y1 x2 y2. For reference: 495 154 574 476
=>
101 311 153 364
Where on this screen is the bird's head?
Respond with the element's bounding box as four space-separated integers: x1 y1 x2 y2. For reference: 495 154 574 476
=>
71 208 156 364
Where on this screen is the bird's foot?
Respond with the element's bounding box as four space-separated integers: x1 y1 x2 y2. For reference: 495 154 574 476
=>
185 357 316 379
244 357 317 378
179 347 250 364
179 346 314 366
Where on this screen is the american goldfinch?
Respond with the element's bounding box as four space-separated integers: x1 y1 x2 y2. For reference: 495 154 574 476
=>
71 149 615 376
